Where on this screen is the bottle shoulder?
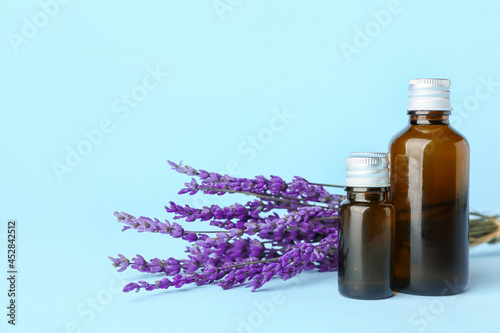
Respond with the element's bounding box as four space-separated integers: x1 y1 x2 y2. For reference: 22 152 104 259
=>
448 125 470 146
389 124 469 148
388 124 411 146
340 198 394 208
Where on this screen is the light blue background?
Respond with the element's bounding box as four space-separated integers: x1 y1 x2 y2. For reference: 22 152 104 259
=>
1 0 500 332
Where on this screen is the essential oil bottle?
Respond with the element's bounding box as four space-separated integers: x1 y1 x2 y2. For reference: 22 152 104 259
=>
389 79 469 296
338 153 395 300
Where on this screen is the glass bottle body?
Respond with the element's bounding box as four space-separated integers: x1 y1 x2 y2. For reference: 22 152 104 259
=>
338 187 395 300
389 111 469 295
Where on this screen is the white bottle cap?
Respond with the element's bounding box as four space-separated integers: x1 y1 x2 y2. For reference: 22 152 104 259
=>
406 78 452 111
344 153 390 187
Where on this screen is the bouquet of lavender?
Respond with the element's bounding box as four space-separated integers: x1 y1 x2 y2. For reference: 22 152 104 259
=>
109 161 344 293
109 161 500 293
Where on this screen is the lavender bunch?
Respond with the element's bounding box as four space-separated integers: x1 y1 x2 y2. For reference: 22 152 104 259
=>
109 161 344 293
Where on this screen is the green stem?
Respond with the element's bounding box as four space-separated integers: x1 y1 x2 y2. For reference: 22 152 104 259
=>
199 186 322 207
309 217 339 221
185 230 230 234
223 258 280 269
307 182 344 189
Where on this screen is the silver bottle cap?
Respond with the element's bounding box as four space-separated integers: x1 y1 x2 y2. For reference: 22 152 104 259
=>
407 78 452 111
344 153 390 187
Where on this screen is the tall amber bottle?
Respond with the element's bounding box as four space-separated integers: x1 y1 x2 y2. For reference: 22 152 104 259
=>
389 79 469 296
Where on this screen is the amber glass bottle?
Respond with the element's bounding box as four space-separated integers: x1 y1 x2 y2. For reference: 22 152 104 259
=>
389 79 469 296
338 154 395 300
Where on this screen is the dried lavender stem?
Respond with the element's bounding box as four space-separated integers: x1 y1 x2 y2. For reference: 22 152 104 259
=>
223 258 280 269
199 186 325 207
307 182 344 188
470 217 500 247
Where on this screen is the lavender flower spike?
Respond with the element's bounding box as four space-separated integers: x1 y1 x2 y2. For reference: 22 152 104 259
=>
114 211 198 242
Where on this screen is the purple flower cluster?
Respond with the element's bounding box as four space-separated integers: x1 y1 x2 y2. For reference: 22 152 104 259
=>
110 161 344 293
168 161 342 209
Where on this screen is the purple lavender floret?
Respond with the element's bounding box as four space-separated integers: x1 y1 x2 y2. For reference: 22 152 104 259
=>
108 254 129 272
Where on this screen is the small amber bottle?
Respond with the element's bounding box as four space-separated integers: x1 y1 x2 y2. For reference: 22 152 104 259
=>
338 153 395 300
389 79 469 295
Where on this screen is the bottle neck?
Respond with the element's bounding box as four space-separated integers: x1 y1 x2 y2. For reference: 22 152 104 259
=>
408 110 450 125
345 187 390 203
